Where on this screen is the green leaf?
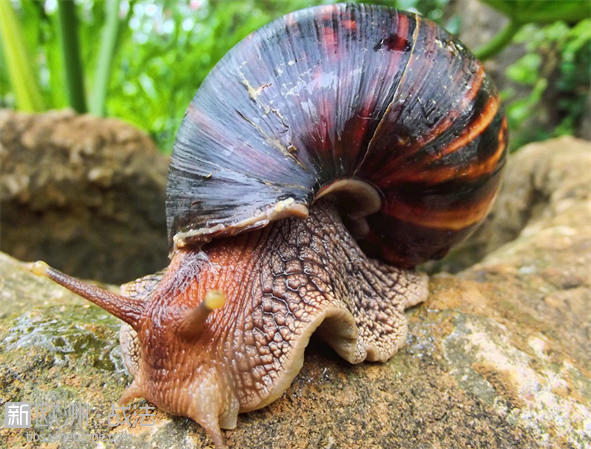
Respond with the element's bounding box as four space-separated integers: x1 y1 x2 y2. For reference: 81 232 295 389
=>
505 53 541 84
57 0 87 113
481 0 590 25
90 0 123 116
0 0 45 111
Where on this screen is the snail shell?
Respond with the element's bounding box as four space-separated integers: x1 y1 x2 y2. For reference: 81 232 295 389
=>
168 3 507 267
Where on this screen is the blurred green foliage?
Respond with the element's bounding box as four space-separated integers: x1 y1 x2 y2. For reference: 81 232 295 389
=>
503 18 591 150
0 0 45 111
0 0 588 153
0 0 455 152
475 1 590 62
482 0 589 24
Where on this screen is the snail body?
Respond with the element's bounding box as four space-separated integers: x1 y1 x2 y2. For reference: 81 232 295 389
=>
34 4 507 448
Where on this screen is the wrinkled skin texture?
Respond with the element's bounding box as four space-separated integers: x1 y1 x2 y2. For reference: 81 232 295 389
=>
119 200 427 447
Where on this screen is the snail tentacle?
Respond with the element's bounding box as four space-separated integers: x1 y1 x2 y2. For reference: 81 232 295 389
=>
31 261 144 328
178 290 227 339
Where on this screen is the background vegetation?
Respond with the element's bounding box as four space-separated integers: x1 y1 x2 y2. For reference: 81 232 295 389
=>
1 0 589 152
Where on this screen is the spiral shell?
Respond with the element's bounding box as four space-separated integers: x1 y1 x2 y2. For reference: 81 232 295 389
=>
167 3 507 267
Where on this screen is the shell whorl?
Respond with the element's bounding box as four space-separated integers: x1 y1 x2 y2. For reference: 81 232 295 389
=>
167 3 507 267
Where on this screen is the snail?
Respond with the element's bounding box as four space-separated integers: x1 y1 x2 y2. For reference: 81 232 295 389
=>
31 3 507 448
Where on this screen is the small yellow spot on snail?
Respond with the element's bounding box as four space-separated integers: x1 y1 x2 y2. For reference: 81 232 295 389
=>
204 290 226 310
31 261 51 277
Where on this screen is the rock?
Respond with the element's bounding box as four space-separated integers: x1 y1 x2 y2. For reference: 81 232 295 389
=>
1 137 590 448
0 109 170 284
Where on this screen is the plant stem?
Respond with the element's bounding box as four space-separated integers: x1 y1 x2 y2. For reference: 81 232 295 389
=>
474 20 522 62
0 1 45 111
57 0 87 113
90 0 121 116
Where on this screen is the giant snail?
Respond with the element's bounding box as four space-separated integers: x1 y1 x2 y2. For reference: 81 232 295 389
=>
33 4 507 447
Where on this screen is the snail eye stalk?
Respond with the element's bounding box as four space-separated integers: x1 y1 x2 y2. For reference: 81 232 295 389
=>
178 289 227 339
31 261 144 329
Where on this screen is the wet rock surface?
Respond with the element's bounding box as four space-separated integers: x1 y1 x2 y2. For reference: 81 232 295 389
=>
1 137 590 448
0 109 170 284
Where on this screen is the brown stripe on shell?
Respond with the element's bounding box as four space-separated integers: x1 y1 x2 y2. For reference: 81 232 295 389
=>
431 94 501 161
362 167 504 267
357 16 487 182
446 114 508 182
377 95 505 185
379 180 500 231
362 65 486 181
397 65 486 159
